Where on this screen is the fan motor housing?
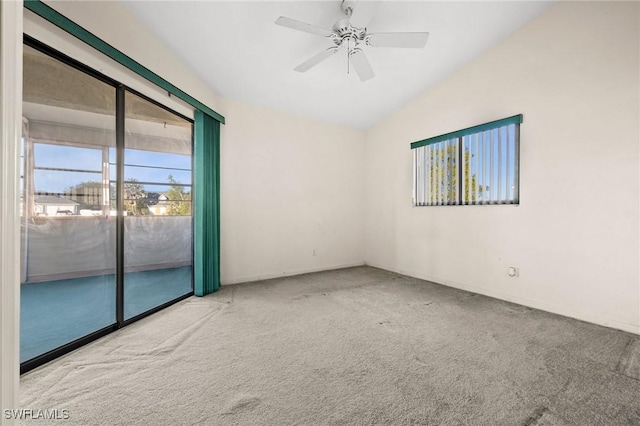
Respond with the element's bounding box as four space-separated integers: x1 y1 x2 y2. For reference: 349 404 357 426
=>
332 23 367 47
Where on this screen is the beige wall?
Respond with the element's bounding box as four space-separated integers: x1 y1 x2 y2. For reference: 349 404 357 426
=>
220 98 365 283
364 1 640 333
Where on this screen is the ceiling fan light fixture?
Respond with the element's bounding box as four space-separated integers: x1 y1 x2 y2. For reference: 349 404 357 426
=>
275 1 429 82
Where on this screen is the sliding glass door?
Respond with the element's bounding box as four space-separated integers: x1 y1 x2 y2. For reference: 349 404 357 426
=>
21 40 194 369
122 91 193 319
21 44 117 362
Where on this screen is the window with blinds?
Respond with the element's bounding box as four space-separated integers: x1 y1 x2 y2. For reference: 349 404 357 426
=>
411 115 522 206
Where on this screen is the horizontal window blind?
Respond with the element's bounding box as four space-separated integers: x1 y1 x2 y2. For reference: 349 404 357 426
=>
412 115 522 206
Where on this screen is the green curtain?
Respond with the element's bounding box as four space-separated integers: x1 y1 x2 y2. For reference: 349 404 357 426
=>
193 111 221 296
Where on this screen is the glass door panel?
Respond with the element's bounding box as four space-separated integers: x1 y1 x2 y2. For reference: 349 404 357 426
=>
122 91 193 320
20 45 117 362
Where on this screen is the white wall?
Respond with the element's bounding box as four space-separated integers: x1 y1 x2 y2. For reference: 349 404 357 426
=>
364 1 640 334
220 98 365 284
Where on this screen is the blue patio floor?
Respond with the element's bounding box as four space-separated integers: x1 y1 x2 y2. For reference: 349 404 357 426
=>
20 267 192 363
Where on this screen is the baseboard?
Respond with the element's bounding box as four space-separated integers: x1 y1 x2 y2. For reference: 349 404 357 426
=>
365 262 640 336
221 261 366 285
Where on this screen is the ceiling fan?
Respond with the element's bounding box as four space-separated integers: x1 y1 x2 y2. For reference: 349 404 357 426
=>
275 0 429 82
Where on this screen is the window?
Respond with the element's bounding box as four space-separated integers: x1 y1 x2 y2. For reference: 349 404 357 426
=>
412 115 522 206
32 142 108 216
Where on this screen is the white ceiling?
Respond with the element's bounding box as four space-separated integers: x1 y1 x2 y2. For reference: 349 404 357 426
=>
120 1 552 130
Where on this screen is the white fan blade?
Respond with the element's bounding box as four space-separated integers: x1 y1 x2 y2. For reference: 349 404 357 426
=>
349 49 375 82
349 0 381 28
294 48 338 73
367 32 429 48
275 16 334 37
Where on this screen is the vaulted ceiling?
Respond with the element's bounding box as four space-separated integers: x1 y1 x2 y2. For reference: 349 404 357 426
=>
120 1 552 130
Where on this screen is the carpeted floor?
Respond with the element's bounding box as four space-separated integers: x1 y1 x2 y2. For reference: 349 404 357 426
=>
20 267 192 362
18 266 640 425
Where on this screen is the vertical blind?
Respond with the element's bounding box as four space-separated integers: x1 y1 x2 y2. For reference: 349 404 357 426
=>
411 115 522 206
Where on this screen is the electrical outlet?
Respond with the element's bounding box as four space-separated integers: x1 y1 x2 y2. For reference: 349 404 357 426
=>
508 267 519 278
312 249 317 256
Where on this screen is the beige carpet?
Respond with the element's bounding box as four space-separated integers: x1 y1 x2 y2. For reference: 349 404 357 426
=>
19 267 640 425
